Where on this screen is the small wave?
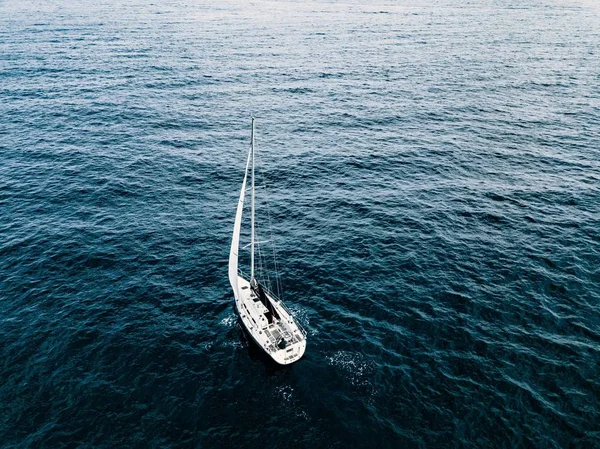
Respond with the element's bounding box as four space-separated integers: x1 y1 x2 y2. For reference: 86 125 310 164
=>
271 87 314 94
273 385 311 421
198 341 214 351
219 314 237 328
287 306 318 336
222 338 244 349
326 350 375 389
275 385 294 404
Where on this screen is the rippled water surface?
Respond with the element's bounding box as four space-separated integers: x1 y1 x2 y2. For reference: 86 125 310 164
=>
1 0 600 447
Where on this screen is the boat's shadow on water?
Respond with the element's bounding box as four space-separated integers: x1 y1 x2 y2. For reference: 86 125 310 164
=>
235 317 291 375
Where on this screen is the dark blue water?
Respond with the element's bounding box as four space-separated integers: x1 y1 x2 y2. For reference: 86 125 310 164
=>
2 0 600 447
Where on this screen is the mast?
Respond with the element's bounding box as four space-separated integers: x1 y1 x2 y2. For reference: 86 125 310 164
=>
250 117 256 281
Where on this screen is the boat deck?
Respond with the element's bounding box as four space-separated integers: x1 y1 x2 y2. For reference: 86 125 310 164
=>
235 275 306 364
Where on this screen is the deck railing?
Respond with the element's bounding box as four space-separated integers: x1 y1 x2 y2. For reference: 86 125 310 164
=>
237 269 308 337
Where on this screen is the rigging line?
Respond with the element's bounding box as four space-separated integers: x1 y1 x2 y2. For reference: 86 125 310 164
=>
253 201 271 292
257 136 272 288
255 137 284 302
259 241 270 292
258 154 282 299
254 134 274 294
254 163 273 293
258 236 272 292
242 240 270 249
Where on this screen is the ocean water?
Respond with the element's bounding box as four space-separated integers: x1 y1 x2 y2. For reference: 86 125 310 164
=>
1 0 599 447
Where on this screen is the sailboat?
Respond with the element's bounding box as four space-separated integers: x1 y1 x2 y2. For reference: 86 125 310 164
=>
228 118 307 365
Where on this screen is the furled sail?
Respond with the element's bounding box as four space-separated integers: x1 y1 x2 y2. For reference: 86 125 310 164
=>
228 147 252 298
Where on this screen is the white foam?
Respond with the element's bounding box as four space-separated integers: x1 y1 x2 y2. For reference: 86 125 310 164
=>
287 306 318 336
219 314 237 328
275 385 294 404
327 350 374 388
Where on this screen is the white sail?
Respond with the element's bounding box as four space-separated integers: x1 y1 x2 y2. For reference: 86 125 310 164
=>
228 145 252 298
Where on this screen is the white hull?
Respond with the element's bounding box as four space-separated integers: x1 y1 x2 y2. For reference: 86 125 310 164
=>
235 276 306 365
